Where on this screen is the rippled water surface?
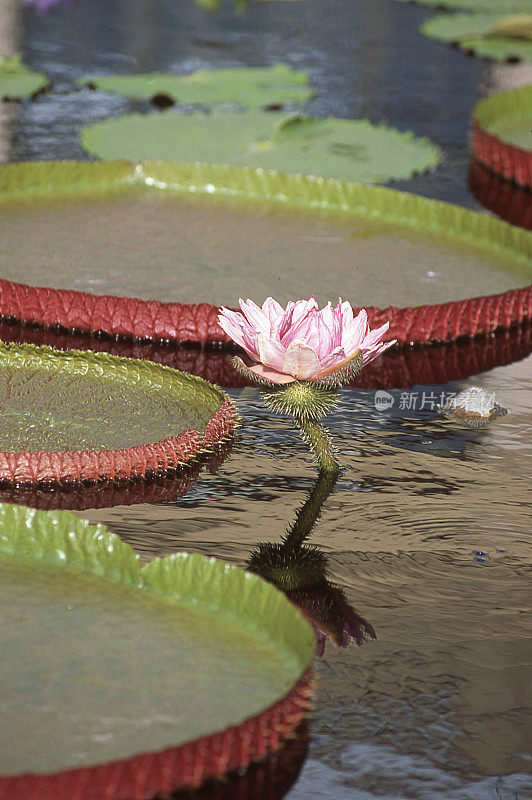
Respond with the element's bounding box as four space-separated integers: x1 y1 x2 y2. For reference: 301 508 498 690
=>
1 0 531 797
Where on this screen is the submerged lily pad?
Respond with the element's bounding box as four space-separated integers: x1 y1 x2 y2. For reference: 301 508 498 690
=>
78 64 313 108
0 501 314 791
0 53 49 100
421 13 532 61
393 0 530 11
0 341 235 483
81 110 441 184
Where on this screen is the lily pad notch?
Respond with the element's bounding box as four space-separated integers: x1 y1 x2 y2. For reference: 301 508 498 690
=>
0 502 315 800
472 85 532 189
0 342 237 485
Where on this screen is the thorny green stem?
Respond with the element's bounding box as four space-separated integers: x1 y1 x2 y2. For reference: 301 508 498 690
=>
296 415 340 473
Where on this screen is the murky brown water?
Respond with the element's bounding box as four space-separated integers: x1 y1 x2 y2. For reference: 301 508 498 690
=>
0 195 529 309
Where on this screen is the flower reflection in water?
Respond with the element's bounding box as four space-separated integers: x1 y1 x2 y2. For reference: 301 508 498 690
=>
248 468 376 656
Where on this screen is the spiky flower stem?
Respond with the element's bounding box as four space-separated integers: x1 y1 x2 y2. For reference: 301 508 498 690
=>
295 416 339 473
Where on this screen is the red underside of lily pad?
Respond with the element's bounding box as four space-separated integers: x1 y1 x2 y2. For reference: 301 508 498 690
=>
472 119 532 191
0 667 313 800
0 278 530 347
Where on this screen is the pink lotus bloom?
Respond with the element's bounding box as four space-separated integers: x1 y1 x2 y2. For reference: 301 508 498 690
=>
218 297 395 384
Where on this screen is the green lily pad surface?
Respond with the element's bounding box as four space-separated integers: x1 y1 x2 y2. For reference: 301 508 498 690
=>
474 84 532 150
0 502 314 775
0 162 530 311
393 0 531 11
78 64 313 108
81 111 441 184
421 13 532 61
0 54 48 100
0 342 225 452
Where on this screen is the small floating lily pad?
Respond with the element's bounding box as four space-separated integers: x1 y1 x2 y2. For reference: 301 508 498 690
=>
421 13 532 62
0 341 236 483
0 53 48 100
393 0 530 11
81 110 441 184
78 64 313 108
0 501 314 795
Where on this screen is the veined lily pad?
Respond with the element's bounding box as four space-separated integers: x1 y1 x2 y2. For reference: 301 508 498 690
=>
0 53 49 100
78 64 313 108
421 13 532 62
81 110 441 184
393 0 531 11
0 341 236 484
0 502 314 796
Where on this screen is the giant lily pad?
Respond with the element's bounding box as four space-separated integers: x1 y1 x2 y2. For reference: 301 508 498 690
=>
473 84 532 151
421 13 532 62
0 53 49 100
81 110 442 184
78 64 313 108
0 161 529 327
0 341 236 483
0 501 314 797
472 84 532 189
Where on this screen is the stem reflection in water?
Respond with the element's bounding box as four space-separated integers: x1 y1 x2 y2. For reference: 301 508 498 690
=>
248 467 376 656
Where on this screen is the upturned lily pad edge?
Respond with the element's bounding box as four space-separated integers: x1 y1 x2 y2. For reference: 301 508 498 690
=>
0 341 238 485
420 13 532 63
0 501 314 797
0 161 530 348
472 85 532 188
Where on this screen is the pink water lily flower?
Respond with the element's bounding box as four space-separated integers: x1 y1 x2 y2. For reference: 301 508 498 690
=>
218 297 395 384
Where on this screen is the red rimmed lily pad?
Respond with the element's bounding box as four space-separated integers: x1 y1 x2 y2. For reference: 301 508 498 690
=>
471 85 532 188
0 342 237 485
0 502 315 799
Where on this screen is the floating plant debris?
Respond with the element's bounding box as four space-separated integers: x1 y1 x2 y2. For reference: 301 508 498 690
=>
439 386 509 426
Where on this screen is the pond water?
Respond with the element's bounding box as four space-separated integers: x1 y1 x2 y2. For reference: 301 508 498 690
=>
0 0 531 798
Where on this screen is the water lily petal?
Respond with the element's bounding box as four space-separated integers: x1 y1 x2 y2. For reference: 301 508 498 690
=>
261 297 285 325
342 308 368 352
361 320 390 348
314 347 361 379
283 339 321 380
239 298 271 334
218 307 255 354
257 333 287 373
362 338 396 364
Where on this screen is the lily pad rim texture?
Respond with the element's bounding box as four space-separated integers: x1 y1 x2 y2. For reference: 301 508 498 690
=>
0 340 237 485
0 501 314 797
393 0 531 11
471 84 532 187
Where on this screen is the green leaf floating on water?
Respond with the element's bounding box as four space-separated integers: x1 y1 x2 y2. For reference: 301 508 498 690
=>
474 84 532 151
0 501 314 777
421 13 532 62
0 53 49 100
393 0 531 12
81 110 441 184
78 64 313 108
